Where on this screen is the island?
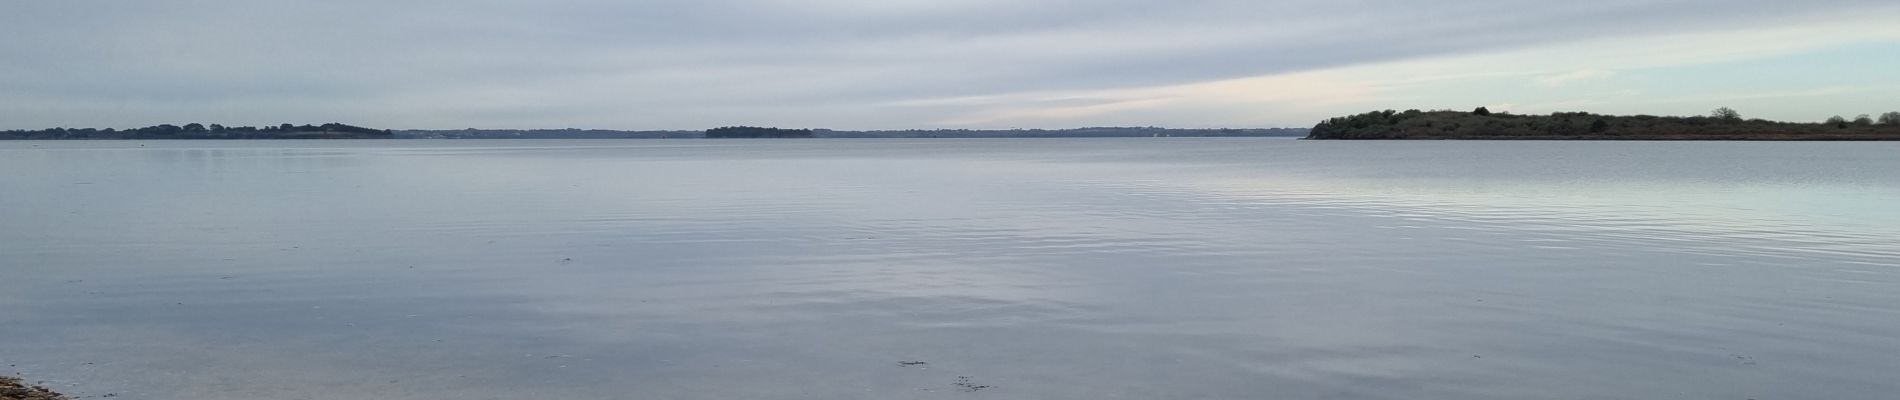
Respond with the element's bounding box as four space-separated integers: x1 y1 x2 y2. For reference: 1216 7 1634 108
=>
705 126 816 139
1306 108 1900 140
2 123 393 140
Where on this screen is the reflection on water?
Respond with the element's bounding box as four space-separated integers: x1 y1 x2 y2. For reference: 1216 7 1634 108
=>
3 139 1899 399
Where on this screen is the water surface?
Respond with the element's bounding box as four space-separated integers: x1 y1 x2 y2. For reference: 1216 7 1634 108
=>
3 139 1898 399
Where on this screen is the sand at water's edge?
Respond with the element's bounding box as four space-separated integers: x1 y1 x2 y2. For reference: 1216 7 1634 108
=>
0 376 69 400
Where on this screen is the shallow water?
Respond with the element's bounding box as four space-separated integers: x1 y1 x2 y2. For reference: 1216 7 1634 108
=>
3 139 1898 399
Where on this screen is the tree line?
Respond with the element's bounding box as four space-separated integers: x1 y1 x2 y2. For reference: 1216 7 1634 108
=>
2 123 393 140
704 126 815 138
1825 112 1900 128
1307 107 1900 140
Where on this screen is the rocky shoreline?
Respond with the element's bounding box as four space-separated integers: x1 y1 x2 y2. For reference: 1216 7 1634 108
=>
0 376 68 400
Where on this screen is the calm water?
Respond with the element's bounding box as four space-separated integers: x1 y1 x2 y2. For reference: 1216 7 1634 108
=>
3 139 1899 399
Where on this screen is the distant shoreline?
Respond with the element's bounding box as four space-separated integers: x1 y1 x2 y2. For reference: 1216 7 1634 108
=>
4 126 1307 140
1301 136 1900 141
399 127 1308 139
1305 109 1900 140
2 123 392 140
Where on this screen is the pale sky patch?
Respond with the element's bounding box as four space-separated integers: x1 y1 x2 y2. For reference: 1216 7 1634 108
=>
962 9 1900 126
1534 70 1617 87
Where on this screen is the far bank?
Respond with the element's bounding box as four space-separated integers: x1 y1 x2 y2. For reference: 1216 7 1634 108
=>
1307 108 1900 140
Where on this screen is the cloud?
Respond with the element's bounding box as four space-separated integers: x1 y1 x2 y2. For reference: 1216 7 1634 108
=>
1534 70 1617 87
1 0 1898 129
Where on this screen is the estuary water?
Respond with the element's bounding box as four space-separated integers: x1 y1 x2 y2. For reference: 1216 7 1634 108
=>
3 139 1898 399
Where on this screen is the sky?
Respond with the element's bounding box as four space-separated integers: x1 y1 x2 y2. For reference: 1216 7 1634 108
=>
3 0 1899 130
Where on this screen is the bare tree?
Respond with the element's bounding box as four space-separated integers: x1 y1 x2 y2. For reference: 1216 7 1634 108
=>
1710 107 1742 121
1827 115 1849 128
1853 114 1875 127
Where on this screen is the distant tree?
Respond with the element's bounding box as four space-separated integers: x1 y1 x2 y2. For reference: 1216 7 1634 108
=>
1473 107 1492 116
209 124 226 132
1827 115 1849 129
183 123 207 133
1710 107 1742 121
1881 111 1900 126
1589 119 1610 133
1852 114 1874 127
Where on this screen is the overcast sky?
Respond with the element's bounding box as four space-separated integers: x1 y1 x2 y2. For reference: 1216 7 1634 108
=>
4 1 1898 130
